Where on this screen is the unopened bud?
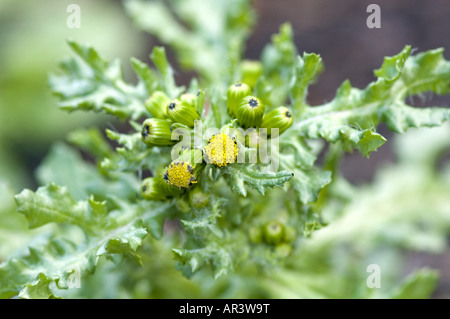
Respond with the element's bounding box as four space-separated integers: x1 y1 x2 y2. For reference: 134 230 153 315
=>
227 82 252 118
260 106 293 137
166 99 200 127
236 96 265 129
145 91 170 119
141 118 174 146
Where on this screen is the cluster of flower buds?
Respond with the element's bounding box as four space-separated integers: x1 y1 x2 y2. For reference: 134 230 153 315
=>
141 90 204 200
226 81 293 135
142 91 200 148
139 80 294 202
248 220 297 257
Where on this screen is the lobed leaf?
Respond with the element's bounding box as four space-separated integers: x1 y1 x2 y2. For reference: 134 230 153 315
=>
291 46 450 157
14 183 107 233
2 187 172 298
173 244 233 280
49 41 149 121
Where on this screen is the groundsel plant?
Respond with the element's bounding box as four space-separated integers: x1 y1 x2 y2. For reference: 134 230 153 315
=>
1 0 450 299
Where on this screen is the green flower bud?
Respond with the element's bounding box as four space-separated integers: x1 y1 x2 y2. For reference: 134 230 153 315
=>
163 149 204 189
248 226 263 244
203 133 238 167
227 82 252 117
141 118 174 146
263 220 285 245
274 243 293 258
188 186 209 208
236 96 265 129
140 177 169 201
180 93 197 108
260 106 293 137
144 91 170 119
166 99 200 127
241 60 262 88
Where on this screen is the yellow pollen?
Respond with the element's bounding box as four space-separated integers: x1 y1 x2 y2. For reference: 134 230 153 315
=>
204 133 238 167
165 161 197 189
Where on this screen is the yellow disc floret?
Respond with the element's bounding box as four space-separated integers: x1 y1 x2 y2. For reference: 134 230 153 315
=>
164 161 197 189
204 133 238 167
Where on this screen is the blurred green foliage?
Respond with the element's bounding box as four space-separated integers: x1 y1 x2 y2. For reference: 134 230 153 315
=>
0 0 147 189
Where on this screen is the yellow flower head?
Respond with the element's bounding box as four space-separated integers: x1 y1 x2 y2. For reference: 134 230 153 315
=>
204 133 238 167
164 161 197 189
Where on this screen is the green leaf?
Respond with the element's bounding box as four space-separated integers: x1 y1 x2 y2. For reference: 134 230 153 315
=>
382 101 450 134
173 244 233 279
14 183 107 233
150 46 184 98
103 130 171 174
373 45 410 81
67 127 113 160
277 136 332 204
259 22 298 108
398 47 450 96
0 237 87 299
280 132 321 168
35 142 138 201
262 22 297 72
286 165 332 205
96 220 148 264
291 46 450 157
0 223 148 299
224 164 293 196
390 269 439 299
106 129 142 151
49 40 149 120
0 181 43 260
125 0 203 72
180 199 224 235
36 142 101 201
290 52 324 115
18 273 61 299
130 56 160 94
2 191 172 298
